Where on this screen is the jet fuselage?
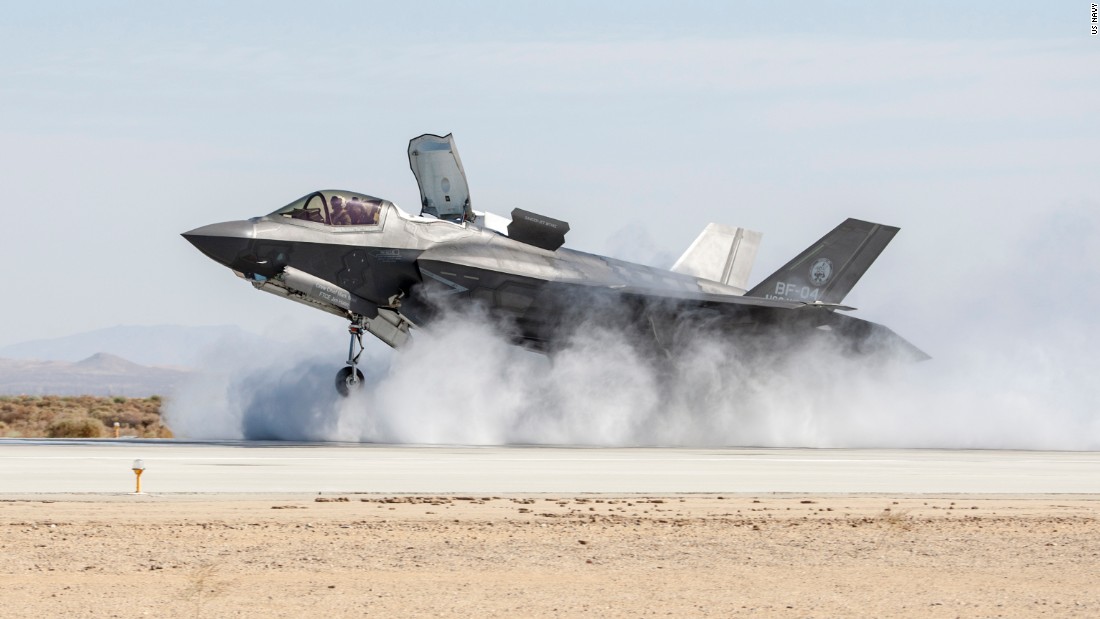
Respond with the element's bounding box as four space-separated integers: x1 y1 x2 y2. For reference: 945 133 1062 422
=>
183 195 761 352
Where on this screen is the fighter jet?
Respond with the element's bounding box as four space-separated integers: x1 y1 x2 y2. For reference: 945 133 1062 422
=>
184 133 925 395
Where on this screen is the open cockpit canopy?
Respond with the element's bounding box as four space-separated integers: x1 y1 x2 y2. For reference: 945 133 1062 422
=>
270 190 391 227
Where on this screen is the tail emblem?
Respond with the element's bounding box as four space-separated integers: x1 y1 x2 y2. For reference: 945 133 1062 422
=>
809 258 833 286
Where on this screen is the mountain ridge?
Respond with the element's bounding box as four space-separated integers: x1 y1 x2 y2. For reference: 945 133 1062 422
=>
0 353 188 397
0 324 259 368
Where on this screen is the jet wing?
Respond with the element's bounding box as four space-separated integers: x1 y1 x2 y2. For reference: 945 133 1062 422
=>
572 283 928 360
570 282 816 311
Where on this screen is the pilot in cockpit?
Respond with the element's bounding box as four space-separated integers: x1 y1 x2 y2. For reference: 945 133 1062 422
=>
347 196 380 225
330 195 352 226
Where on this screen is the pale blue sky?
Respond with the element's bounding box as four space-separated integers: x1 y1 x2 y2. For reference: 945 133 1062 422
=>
0 2 1096 359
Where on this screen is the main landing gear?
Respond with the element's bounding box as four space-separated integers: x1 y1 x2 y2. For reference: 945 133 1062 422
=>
336 322 366 397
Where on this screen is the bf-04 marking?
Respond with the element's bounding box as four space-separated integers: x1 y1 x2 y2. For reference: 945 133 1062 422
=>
767 282 823 301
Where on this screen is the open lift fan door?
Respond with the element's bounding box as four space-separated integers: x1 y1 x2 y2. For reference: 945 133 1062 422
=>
408 133 472 222
507 208 570 251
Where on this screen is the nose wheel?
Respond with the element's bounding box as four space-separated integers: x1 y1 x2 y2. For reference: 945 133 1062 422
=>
336 323 366 397
335 365 365 397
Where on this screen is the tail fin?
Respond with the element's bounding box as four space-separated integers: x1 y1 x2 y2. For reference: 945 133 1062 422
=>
671 224 762 291
746 218 898 304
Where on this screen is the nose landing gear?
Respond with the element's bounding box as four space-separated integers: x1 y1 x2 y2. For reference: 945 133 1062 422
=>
336 323 366 397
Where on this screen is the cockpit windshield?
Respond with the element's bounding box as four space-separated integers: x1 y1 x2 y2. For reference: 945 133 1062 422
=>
269 190 389 227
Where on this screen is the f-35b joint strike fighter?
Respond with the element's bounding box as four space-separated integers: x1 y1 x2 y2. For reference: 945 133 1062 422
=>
184 133 926 396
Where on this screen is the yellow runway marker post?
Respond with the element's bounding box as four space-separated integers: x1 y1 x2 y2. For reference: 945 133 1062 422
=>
131 459 145 494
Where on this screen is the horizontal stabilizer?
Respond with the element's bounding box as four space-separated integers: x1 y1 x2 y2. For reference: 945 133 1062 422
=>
747 218 898 305
826 313 930 361
671 224 761 291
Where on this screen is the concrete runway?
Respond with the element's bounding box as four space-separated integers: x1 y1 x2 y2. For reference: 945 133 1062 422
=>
2 439 1099 495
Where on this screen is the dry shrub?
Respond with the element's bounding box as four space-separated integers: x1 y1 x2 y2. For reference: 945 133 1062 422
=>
138 411 163 428
114 409 146 427
0 407 22 425
46 417 106 438
875 507 913 530
3 395 169 438
87 407 117 424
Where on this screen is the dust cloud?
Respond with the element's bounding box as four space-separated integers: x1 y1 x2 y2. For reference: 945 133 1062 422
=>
165 203 1099 449
164 303 1099 449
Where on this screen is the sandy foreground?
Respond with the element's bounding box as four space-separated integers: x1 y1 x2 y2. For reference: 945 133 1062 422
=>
1 494 1098 618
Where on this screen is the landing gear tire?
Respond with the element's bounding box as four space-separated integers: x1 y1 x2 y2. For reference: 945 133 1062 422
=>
335 320 368 397
335 366 365 397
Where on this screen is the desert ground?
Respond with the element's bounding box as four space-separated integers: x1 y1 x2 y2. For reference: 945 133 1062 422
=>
2 494 1097 618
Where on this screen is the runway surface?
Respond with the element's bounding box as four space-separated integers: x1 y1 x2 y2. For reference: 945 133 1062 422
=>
2 439 1099 495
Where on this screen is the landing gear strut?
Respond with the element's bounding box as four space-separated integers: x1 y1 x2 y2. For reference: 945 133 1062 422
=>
335 322 366 397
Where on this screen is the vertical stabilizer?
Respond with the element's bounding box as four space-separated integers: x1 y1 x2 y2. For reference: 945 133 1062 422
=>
671 224 762 291
746 218 898 304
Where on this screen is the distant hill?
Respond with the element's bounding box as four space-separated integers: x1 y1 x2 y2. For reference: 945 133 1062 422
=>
0 324 256 368
0 353 189 397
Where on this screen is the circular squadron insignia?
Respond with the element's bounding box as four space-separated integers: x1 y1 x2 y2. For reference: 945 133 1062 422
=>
809 258 833 286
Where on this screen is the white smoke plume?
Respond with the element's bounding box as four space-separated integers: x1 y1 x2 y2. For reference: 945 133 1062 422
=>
163 302 1099 449
164 203 1100 449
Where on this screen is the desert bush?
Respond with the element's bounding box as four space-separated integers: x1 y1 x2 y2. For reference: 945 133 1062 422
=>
135 411 161 428
2 396 169 438
0 407 22 425
46 417 106 438
87 407 116 423
114 409 146 427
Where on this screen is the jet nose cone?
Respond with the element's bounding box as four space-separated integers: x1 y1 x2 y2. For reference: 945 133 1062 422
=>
182 219 257 241
182 220 257 269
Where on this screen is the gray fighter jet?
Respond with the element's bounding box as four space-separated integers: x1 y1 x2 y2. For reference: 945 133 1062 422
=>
184 134 925 395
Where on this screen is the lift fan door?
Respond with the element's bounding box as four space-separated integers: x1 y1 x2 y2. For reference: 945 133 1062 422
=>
408 133 472 222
